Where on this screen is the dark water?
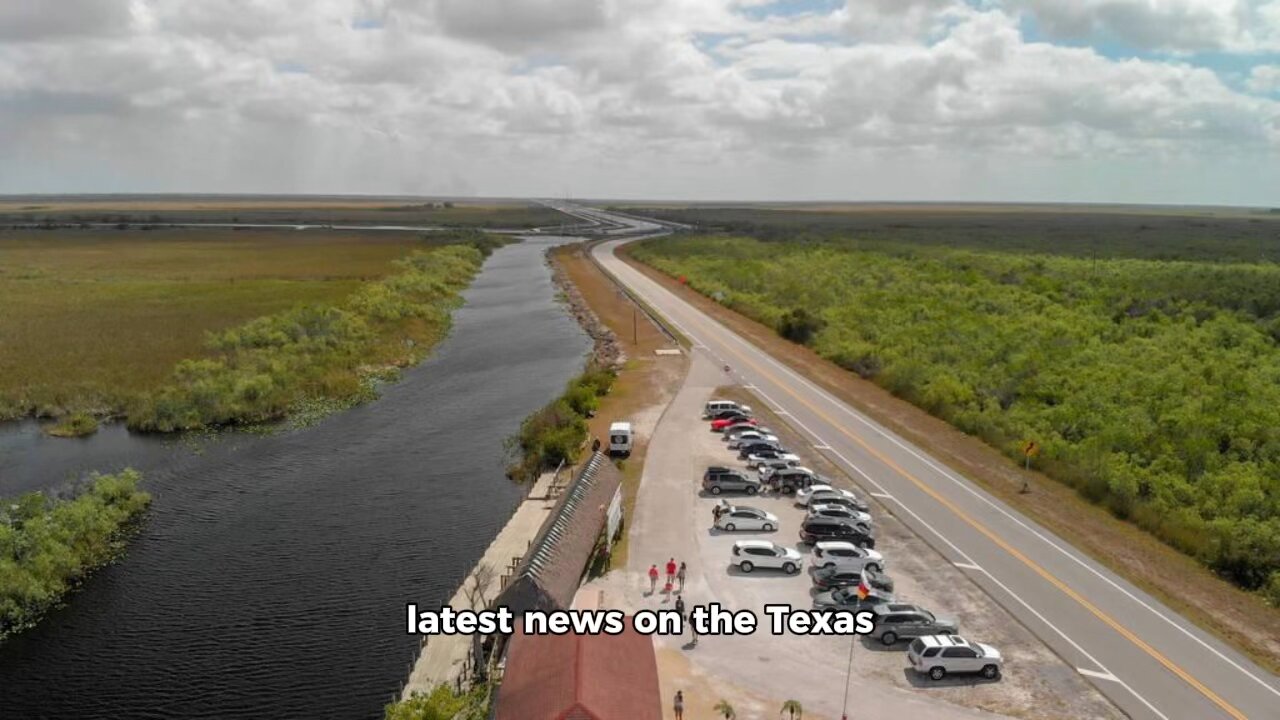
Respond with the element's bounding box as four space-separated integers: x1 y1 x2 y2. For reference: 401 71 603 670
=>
0 237 591 719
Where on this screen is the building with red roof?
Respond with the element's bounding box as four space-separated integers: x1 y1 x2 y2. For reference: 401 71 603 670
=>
494 616 662 720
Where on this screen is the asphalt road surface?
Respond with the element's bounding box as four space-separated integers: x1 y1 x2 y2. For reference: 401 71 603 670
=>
574 204 1280 720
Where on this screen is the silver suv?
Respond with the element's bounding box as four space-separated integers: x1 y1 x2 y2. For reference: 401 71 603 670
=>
867 603 958 646
907 635 1002 680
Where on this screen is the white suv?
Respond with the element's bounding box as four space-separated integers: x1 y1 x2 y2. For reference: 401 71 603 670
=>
908 635 1003 680
808 541 884 573
731 540 803 574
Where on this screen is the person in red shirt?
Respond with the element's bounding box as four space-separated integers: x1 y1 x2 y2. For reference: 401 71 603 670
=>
665 558 677 587
648 564 659 594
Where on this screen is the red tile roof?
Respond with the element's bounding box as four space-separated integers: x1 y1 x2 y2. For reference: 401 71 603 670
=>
495 617 662 720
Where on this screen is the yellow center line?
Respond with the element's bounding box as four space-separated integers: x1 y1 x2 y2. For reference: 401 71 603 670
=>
674 298 1249 720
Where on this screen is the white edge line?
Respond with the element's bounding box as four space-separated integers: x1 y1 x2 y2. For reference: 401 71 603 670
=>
1079 668 1122 683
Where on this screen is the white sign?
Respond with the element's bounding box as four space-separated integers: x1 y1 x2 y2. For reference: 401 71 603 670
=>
605 485 623 551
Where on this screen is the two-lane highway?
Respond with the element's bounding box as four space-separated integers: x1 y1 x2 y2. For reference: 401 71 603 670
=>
578 205 1280 720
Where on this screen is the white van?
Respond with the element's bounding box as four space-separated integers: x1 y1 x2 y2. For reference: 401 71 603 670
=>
704 399 753 419
608 422 633 456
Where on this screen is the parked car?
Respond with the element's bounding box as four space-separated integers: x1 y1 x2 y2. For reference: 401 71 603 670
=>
721 415 757 430
710 408 752 422
808 541 885 573
714 504 779 532
908 635 1002 680
727 431 779 449
799 518 875 548
705 399 751 419
807 503 873 526
745 450 801 469
703 467 763 496
725 424 772 440
812 583 895 610
755 457 802 476
796 484 864 508
730 540 802 574
811 565 894 592
765 466 823 494
867 604 958 646
721 420 763 436
737 440 784 459
804 492 870 513
711 415 757 431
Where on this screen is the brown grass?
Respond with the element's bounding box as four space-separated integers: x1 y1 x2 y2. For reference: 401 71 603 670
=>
619 244 1280 674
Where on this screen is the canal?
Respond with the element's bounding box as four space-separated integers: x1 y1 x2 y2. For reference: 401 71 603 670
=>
0 236 591 719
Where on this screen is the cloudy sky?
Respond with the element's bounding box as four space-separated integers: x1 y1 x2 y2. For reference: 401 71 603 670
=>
1 0 1278 204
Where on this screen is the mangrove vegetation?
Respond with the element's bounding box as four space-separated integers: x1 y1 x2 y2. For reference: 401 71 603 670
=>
1 469 151 640
508 365 617 482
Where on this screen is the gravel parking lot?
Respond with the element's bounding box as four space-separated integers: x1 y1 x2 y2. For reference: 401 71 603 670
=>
586 353 1122 720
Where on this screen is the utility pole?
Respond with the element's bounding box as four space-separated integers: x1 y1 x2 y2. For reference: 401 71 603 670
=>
841 632 855 719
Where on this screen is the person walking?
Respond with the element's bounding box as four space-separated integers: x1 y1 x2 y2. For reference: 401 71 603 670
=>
674 594 686 619
677 561 687 591
674 690 684 720
648 564 659 594
665 557 677 593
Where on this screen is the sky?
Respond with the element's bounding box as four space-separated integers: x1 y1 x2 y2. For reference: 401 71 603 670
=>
1 0 1278 204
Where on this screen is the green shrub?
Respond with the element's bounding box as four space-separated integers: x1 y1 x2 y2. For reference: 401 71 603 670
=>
509 365 616 482
385 684 489 720
0 469 151 640
127 245 486 432
46 411 99 438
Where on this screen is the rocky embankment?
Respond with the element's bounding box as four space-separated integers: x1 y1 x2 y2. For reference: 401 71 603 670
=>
550 246 626 371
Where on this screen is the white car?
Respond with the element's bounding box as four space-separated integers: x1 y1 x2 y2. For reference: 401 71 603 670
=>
755 457 801 476
731 540 803 574
745 452 801 469
715 505 779 532
908 635 1003 681
808 540 885 573
807 503 873 526
727 431 779 449
795 484 859 507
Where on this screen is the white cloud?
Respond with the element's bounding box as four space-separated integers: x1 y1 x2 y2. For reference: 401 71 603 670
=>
1247 64 1280 92
1003 0 1280 53
0 0 1277 203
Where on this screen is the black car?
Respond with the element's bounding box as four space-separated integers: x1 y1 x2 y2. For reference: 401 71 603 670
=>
702 467 762 495
812 566 895 593
799 518 876 548
737 440 784 459
808 493 870 513
711 408 752 422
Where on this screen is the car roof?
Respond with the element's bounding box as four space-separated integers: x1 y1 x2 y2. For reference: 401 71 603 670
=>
734 539 776 549
915 635 969 649
814 540 858 551
874 603 923 615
